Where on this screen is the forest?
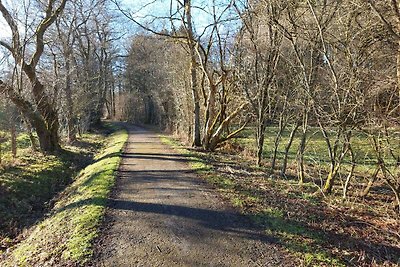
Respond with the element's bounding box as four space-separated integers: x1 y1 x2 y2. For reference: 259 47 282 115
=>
0 0 399 266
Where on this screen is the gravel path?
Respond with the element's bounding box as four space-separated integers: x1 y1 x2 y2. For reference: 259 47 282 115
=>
93 125 295 266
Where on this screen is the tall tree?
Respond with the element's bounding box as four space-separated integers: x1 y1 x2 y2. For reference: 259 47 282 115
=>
0 0 67 153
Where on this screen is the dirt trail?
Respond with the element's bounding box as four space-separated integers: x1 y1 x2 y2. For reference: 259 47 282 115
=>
94 125 295 266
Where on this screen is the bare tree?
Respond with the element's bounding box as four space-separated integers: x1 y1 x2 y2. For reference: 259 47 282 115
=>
0 0 67 153
234 0 283 166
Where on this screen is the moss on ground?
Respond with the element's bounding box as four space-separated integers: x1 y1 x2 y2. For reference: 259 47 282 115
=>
0 124 128 266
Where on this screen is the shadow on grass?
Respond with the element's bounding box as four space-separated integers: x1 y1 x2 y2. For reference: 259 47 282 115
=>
71 139 102 152
0 148 95 241
252 210 400 266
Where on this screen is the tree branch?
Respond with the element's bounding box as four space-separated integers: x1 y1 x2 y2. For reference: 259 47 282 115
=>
30 0 68 68
0 1 21 59
367 0 400 40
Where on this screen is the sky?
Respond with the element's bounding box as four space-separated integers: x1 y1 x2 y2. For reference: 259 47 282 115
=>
0 0 239 38
128 0 211 28
118 0 238 37
0 0 240 71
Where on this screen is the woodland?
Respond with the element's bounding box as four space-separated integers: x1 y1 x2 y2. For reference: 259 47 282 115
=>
0 0 399 266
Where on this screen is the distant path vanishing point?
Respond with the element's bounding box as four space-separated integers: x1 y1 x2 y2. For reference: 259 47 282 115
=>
93 125 296 267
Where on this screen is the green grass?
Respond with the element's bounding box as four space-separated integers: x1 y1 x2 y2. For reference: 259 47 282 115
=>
252 209 344 267
237 126 399 175
0 132 34 164
0 132 103 244
1 124 128 266
160 134 345 267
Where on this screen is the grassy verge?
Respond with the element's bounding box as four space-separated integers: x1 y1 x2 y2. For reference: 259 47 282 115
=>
160 135 346 267
0 132 103 246
1 124 128 266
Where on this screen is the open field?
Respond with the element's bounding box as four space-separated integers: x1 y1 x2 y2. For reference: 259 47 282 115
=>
237 126 399 174
233 126 400 198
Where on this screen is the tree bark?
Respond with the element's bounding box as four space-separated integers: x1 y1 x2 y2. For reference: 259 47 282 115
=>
297 109 308 184
65 58 76 143
397 38 400 100
185 0 201 147
343 144 355 199
323 130 350 194
271 116 286 170
202 83 216 149
360 166 380 197
30 79 60 152
206 103 247 151
0 80 59 153
0 0 67 153
281 122 299 176
324 164 340 193
26 121 38 152
256 114 266 167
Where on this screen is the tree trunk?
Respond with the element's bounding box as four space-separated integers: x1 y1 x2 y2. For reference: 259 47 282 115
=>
205 102 247 151
397 38 400 100
323 163 339 193
202 83 216 149
297 129 307 184
191 74 201 146
256 114 266 167
281 122 299 176
25 68 60 152
297 106 309 184
1 80 60 153
360 166 380 197
34 119 60 153
392 186 400 214
111 82 116 118
343 144 355 199
27 122 38 152
271 117 285 170
185 0 201 147
29 87 60 153
65 58 76 143
323 129 350 194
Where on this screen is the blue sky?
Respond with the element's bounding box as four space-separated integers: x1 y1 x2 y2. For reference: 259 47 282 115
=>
118 0 239 37
0 0 238 37
0 0 239 38
0 0 240 66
